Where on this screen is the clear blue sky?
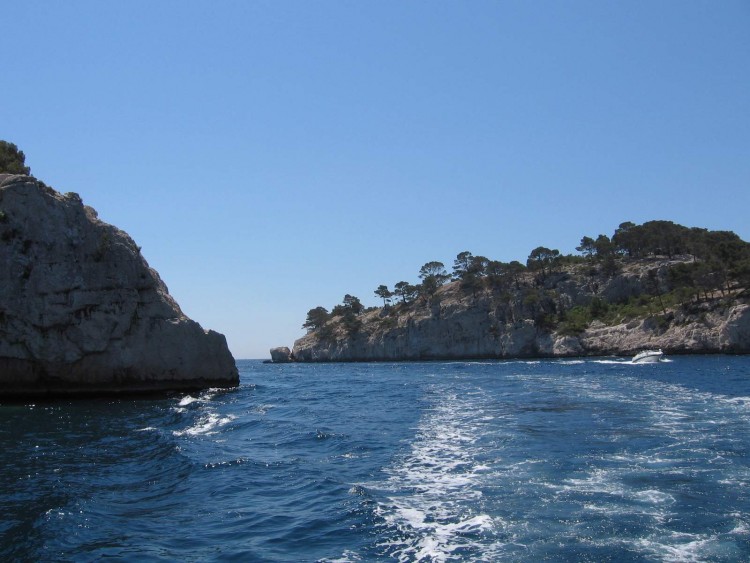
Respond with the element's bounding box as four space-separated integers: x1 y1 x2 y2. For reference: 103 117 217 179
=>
2 1 749 358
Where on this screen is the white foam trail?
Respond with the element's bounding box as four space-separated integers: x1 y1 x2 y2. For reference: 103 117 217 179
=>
370 388 501 561
350 362 748 561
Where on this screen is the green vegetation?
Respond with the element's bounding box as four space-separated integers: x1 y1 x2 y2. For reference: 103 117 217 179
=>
0 141 31 175
303 307 330 331
526 246 561 278
374 285 393 306
418 261 450 298
333 295 364 336
393 281 418 303
302 220 750 340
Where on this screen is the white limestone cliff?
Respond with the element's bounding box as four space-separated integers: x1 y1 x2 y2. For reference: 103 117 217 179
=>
0 174 238 397
292 260 750 362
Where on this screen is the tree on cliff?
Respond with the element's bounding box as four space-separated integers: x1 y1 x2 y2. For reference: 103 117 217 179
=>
330 295 364 336
0 141 31 175
452 251 489 296
612 221 639 256
374 285 393 306
527 247 560 279
453 251 489 280
394 281 417 303
577 235 614 259
418 261 450 297
453 251 475 279
610 220 725 259
577 236 597 258
344 294 364 315
485 260 510 290
332 294 364 317
703 230 750 294
303 307 330 331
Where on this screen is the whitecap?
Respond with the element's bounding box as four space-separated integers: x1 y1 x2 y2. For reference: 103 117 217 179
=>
724 396 750 408
178 395 199 407
253 403 273 414
632 489 675 505
319 550 363 562
729 514 749 535
173 413 236 437
632 534 716 563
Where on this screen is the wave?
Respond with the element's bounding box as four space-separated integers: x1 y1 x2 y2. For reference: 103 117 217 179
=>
10 357 750 562
178 395 200 407
629 532 733 563
173 413 236 437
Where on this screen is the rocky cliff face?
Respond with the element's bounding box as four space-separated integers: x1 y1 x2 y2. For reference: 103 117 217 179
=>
292 259 750 362
0 174 238 397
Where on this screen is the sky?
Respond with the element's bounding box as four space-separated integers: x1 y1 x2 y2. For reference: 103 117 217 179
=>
2 1 749 359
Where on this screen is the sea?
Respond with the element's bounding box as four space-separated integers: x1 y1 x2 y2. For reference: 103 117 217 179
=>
1 356 749 562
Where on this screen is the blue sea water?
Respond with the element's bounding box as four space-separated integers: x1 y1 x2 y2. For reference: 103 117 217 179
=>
1 356 750 562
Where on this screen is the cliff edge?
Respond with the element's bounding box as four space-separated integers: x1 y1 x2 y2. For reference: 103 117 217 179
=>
0 174 238 397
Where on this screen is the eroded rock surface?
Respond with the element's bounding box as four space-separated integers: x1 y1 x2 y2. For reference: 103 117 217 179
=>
0 174 238 397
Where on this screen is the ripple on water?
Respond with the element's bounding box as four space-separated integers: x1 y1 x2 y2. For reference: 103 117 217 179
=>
2 358 750 561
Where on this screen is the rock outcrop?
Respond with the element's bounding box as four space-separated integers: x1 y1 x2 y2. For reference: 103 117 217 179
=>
0 174 238 397
269 346 293 363
292 259 750 362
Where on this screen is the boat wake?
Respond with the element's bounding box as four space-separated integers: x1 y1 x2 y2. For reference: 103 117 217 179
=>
591 358 674 365
365 386 503 561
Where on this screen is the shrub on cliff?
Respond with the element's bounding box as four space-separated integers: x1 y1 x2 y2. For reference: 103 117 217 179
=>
0 141 31 175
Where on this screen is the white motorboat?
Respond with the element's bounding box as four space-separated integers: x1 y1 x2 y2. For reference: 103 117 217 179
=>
632 349 664 364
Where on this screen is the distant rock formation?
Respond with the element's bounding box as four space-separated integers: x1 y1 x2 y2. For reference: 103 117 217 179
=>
0 174 238 397
269 346 293 363
292 258 750 362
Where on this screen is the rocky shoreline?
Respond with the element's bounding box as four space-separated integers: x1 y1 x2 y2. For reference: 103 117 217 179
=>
278 257 750 363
